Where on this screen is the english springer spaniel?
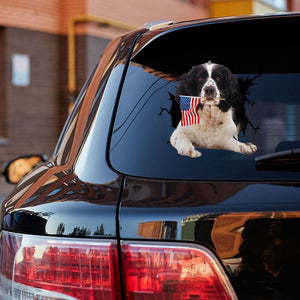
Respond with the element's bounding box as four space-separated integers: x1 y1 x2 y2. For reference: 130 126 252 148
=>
170 61 257 158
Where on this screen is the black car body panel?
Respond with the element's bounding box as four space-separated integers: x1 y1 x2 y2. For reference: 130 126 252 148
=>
1 13 300 299
120 179 300 297
2 171 121 237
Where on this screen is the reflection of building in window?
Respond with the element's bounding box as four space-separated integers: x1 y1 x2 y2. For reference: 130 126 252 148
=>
286 104 297 142
182 211 300 259
261 102 300 153
261 116 286 153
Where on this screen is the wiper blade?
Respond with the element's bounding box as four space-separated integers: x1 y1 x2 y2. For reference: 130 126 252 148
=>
255 148 300 171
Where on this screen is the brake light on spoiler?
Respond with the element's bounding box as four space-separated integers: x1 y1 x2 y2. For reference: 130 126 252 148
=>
0 231 237 299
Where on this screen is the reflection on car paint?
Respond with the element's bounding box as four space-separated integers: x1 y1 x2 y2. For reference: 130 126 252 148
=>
2 170 121 237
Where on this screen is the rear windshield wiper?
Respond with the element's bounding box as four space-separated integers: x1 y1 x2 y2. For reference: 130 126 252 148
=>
255 148 300 171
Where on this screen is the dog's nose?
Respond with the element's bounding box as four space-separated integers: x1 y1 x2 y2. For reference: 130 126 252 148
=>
204 86 215 96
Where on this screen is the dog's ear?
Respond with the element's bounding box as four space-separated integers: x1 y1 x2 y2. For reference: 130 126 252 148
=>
218 66 243 114
175 67 200 102
224 68 248 128
224 68 243 104
224 67 239 93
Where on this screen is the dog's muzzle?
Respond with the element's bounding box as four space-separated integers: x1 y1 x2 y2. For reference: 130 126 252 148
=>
204 86 216 99
201 79 220 104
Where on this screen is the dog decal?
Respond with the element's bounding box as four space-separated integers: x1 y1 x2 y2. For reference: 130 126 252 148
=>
170 61 257 158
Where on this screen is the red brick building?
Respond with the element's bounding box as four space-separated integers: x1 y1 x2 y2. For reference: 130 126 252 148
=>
0 0 209 164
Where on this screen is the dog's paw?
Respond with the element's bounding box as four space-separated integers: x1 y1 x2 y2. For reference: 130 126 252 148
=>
189 149 202 158
239 143 257 154
178 147 202 158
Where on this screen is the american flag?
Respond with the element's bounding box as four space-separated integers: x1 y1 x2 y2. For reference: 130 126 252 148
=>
179 96 201 126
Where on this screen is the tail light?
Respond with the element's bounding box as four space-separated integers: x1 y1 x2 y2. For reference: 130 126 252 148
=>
121 241 237 300
0 231 237 300
0 231 121 299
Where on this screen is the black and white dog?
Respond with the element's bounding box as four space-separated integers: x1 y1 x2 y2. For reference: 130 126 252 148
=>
170 61 257 157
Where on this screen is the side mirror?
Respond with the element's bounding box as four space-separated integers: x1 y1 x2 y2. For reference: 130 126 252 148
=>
2 154 48 184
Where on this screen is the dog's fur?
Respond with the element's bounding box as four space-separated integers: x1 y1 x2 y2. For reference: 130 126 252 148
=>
170 61 257 157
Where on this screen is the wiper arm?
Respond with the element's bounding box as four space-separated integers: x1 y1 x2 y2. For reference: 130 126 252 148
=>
255 148 300 171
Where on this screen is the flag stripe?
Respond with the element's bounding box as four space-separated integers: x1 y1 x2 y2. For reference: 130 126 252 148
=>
180 96 201 126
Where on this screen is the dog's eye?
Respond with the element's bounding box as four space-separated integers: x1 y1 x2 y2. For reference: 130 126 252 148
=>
199 77 205 81
215 76 222 82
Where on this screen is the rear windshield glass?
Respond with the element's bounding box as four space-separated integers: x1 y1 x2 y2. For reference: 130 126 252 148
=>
109 17 300 180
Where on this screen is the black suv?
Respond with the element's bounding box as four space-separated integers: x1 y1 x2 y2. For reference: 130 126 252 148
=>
1 13 300 300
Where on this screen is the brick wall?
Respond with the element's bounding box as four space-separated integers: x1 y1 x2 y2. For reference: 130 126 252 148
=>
0 26 114 165
75 35 111 96
0 0 62 34
0 0 208 35
86 0 207 27
0 28 7 139
289 0 300 10
2 27 64 162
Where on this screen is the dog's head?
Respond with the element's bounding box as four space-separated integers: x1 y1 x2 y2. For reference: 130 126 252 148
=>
176 61 241 110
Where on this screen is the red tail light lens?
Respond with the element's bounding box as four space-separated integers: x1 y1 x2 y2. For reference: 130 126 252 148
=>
0 231 120 300
0 231 236 299
121 241 237 300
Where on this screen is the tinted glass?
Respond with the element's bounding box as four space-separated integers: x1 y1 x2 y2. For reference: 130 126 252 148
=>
109 17 300 180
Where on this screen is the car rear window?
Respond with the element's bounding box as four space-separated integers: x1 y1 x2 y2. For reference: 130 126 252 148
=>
109 16 300 180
